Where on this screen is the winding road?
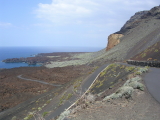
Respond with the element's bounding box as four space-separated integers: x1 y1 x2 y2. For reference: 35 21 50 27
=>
144 67 160 103
46 63 160 120
17 75 62 87
121 63 160 103
45 64 109 120
0 63 160 120
0 64 109 120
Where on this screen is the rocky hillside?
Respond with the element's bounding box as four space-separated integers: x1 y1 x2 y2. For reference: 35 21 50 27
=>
117 5 160 34
91 5 160 65
58 6 160 120
40 5 160 68
131 41 160 61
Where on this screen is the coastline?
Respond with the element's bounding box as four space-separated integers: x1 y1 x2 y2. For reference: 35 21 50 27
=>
1 52 95 69
0 46 103 69
0 63 94 120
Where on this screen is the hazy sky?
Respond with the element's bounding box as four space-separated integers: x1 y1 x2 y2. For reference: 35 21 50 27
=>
0 0 159 47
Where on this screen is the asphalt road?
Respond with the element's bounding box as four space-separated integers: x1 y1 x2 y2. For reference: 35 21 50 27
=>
17 75 62 87
45 64 109 120
46 63 160 120
121 63 160 103
144 67 160 103
1 63 159 120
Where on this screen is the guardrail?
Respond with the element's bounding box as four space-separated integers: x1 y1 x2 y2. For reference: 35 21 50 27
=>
127 60 160 67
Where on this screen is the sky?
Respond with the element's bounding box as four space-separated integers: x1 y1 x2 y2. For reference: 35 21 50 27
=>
0 0 159 48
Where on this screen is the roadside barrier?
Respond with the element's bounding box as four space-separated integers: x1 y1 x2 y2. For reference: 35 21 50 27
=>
127 60 160 67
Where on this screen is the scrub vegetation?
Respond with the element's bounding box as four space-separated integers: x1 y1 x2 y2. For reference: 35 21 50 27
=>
89 64 136 94
57 63 149 120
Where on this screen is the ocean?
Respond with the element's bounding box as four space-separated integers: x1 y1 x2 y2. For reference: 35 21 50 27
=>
0 46 103 69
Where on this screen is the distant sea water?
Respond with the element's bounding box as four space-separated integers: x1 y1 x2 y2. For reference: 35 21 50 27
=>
0 46 103 69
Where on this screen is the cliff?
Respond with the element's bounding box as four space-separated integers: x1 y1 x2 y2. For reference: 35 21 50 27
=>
106 34 123 51
105 5 160 58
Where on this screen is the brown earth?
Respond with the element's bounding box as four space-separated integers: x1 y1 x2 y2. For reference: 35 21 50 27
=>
69 73 160 120
1 5 160 120
131 41 160 61
0 65 92 112
106 34 123 51
70 87 160 120
89 64 134 95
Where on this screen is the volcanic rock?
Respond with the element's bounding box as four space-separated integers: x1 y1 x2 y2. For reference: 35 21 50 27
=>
106 34 123 51
116 5 160 34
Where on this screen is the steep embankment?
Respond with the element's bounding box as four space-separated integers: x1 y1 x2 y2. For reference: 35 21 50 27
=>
31 6 160 68
106 34 123 51
90 5 160 65
131 40 160 61
59 64 160 120
53 6 160 120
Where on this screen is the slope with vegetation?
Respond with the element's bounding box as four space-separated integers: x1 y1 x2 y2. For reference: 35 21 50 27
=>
131 41 160 61
57 64 151 120
57 5 160 120
90 5 160 65
1 5 160 120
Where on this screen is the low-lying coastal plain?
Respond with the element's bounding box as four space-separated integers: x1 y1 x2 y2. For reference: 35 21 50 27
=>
0 52 95 112
1 5 160 120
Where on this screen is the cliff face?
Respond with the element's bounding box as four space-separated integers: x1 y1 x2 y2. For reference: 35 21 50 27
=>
106 5 160 52
106 34 123 51
93 5 160 65
116 5 160 34
116 11 148 34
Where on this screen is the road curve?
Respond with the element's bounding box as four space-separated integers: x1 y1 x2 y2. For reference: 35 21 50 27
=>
46 64 109 120
120 63 160 103
144 67 160 103
17 75 62 87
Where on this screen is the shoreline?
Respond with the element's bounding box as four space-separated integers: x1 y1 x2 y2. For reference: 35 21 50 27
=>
0 63 93 116
1 52 92 69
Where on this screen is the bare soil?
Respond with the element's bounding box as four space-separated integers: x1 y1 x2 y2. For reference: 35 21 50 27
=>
0 65 92 112
131 41 160 62
69 81 160 120
89 64 134 95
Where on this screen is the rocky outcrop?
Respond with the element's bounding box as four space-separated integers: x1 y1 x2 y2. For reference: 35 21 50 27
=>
143 5 160 18
116 5 160 34
117 11 148 34
106 34 123 51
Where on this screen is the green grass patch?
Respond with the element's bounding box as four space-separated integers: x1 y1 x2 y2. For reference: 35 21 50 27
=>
154 49 158 52
59 93 73 106
24 113 34 120
92 66 99 72
100 64 117 77
42 111 50 117
66 93 73 100
46 100 51 104
141 53 146 58
73 79 82 92
125 66 135 72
